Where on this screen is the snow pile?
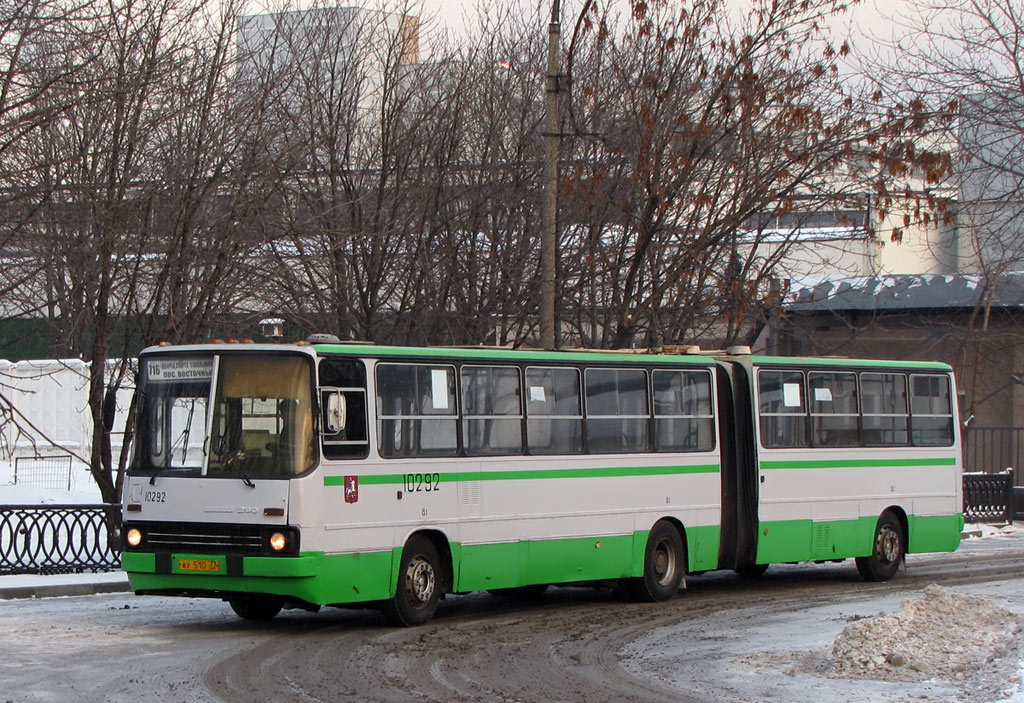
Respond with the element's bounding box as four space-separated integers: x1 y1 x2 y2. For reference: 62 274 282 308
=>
829 584 1024 700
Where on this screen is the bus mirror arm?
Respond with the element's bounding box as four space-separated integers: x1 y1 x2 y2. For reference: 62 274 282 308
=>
325 392 347 434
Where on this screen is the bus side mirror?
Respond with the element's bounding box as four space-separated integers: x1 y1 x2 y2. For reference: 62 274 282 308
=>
325 392 347 433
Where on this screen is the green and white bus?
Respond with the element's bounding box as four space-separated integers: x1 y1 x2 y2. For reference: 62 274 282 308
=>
121 341 963 625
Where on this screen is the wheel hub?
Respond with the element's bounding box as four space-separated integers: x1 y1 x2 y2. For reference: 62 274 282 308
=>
653 539 677 586
406 556 435 605
877 525 900 564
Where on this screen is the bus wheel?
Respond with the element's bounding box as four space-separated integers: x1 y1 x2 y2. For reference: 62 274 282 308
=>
628 521 685 602
856 511 905 582
383 536 442 626
229 597 283 621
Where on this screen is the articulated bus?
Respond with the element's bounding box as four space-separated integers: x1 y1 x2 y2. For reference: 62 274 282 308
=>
121 341 963 625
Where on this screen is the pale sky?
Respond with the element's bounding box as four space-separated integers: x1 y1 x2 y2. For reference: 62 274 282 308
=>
241 0 918 50
411 0 905 42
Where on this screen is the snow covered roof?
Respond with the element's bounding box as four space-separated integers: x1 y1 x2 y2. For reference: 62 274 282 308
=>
786 273 1024 312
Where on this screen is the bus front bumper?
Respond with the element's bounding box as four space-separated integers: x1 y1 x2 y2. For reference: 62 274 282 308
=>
121 549 397 605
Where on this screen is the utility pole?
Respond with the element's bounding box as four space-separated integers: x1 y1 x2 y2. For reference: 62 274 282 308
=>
540 0 560 350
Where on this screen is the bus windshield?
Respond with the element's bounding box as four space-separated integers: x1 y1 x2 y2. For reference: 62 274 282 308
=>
134 354 317 478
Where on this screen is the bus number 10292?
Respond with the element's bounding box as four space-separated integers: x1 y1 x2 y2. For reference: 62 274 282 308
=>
404 473 441 492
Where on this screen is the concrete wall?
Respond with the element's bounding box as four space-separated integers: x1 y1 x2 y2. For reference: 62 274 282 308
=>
0 360 134 462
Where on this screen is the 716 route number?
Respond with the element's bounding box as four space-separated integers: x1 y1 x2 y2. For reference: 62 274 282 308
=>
403 473 440 492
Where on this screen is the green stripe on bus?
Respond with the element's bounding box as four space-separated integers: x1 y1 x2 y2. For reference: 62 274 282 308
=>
324 463 720 487
759 457 958 470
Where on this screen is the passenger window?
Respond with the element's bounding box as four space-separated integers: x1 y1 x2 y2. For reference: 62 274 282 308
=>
910 374 954 446
525 367 583 454
319 358 369 459
461 365 523 455
652 369 715 452
376 363 457 457
585 368 650 453
758 370 808 448
860 373 908 446
808 372 859 447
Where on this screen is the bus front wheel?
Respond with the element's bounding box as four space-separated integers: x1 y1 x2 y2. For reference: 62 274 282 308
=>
382 535 443 626
855 511 905 582
628 521 685 602
229 597 283 621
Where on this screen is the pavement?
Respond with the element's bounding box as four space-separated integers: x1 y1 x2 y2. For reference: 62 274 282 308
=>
0 571 131 600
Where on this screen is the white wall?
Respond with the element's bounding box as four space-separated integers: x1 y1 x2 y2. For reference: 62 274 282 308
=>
0 360 134 462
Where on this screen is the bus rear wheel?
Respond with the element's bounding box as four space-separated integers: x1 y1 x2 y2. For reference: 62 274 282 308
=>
856 511 905 582
382 536 443 626
628 521 685 602
229 597 283 621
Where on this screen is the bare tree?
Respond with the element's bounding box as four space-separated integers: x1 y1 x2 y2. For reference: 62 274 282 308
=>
861 0 1024 424
241 0 522 345
0 0 105 313
429 2 549 346
6 0 283 502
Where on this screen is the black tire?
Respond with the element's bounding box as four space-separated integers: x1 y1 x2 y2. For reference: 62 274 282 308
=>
627 521 685 602
734 562 770 579
488 584 549 600
229 597 283 621
855 511 905 582
382 535 443 626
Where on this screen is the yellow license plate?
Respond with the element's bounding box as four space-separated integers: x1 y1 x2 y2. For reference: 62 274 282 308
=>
177 558 221 573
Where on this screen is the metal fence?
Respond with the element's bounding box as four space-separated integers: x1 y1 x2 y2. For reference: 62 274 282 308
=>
13 456 74 491
961 426 1021 523
0 504 121 575
963 471 1015 524
962 427 1024 480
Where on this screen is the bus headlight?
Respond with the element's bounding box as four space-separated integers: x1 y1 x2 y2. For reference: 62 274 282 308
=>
269 532 287 552
126 528 143 547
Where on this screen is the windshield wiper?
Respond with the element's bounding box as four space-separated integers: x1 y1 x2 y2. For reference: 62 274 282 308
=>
224 449 256 489
240 466 256 489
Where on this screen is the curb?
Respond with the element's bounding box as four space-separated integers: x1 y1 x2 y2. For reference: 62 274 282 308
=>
0 581 132 600
962 526 984 539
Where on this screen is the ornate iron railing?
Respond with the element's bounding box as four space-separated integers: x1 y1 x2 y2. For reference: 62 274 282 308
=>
0 504 121 575
963 471 1015 524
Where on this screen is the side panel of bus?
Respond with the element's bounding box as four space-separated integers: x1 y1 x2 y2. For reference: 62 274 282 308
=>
749 362 962 566
300 355 725 603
